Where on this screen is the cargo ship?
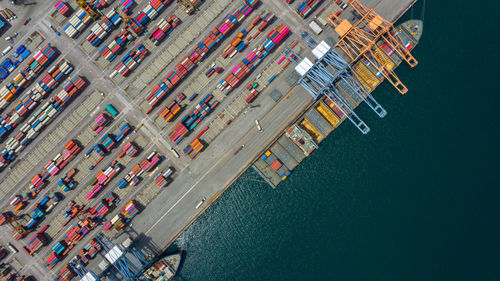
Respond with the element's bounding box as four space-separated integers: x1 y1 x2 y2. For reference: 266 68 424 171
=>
142 252 182 281
253 19 424 188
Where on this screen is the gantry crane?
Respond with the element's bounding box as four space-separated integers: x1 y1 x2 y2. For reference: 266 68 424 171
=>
76 0 101 21
327 0 418 94
7 214 29 239
176 0 199 15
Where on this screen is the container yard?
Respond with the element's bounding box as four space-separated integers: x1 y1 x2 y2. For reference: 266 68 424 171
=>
0 0 422 280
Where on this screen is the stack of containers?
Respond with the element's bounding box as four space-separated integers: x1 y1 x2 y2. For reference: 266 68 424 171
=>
88 193 117 217
148 14 180 46
27 232 47 255
110 43 148 78
128 0 173 35
168 123 188 143
64 8 92 38
115 122 131 142
117 142 138 158
120 0 135 14
0 44 60 113
90 0 115 10
117 151 161 189
171 94 217 143
99 29 134 62
55 264 75 281
0 60 73 142
218 24 289 94
100 133 116 152
45 252 60 269
41 140 81 178
93 112 110 134
153 169 171 188
158 93 185 122
54 1 72 17
222 11 275 58
85 161 122 200
0 76 87 172
122 200 140 218
143 0 258 113
59 168 77 192
183 138 204 159
296 0 322 18
86 9 122 47
62 203 82 226
106 214 125 231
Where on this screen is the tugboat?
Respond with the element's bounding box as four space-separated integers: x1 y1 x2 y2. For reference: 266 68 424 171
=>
143 252 182 281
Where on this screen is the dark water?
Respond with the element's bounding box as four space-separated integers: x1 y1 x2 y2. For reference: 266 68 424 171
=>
168 1 500 280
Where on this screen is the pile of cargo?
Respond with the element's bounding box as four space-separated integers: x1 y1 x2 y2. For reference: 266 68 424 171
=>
78 238 102 265
0 59 72 141
183 94 216 130
116 151 161 189
118 141 139 158
111 43 148 78
29 175 46 194
122 200 140 218
89 0 115 10
120 0 135 14
144 0 258 113
0 58 16 80
221 11 274 59
93 112 111 134
268 157 290 180
86 9 122 47
205 66 222 77
0 75 87 172
13 45 32 62
54 1 72 17
46 221 91 269
153 166 173 188
128 0 173 35
55 264 75 281
218 24 289 95
0 212 10 225
245 81 260 103
62 201 83 226
104 214 125 231
296 0 322 18
99 28 134 62
41 140 81 178
116 122 132 142
158 93 185 122
169 123 188 144
147 14 180 45
59 168 77 192
64 8 93 38
26 232 48 255
86 160 122 199
183 138 204 159
88 192 118 219
0 44 59 113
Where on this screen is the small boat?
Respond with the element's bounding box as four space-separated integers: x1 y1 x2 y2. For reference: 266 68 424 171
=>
143 252 182 281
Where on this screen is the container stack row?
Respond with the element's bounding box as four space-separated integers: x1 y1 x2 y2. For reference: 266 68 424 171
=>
147 14 180 46
296 0 322 18
89 0 115 10
54 264 75 281
128 0 173 35
64 8 93 38
41 140 81 178
117 151 161 189
122 200 140 218
0 59 72 141
120 0 136 14
54 1 72 17
99 28 134 62
154 167 173 188
86 160 122 200
183 138 204 159
0 76 87 171
86 9 122 47
170 94 217 143
158 93 185 122
110 43 148 78
117 141 139 158
222 11 274 59
92 112 111 134
0 44 59 112
27 232 48 255
144 0 259 113
218 24 289 95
